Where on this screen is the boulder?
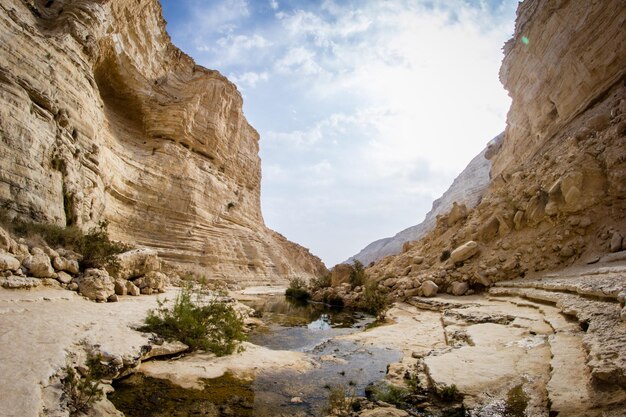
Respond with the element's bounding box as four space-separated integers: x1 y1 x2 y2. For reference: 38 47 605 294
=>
447 202 468 225
77 269 115 302
0 276 41 289
22 253 55 278
52 256 80 274
330 263 353 287
115 249 160 279
114 279 128 296
450 241 479 264
56 271 73 284
134 271 167 291
140 287 153 295
609 232 623 252
420 280 439 297
451 281 469 296
0 253 21 272
125 281 140 296
0 226 15 252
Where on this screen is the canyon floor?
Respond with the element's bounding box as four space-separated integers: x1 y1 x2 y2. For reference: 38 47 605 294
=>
1 261 625 417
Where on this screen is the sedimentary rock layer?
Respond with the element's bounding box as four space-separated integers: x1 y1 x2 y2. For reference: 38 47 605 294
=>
0 0 326 283
366 0 626 294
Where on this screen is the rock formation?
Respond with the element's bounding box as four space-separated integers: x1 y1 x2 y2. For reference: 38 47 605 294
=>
347 138 495 266
365 0 626 296
0 0 326 284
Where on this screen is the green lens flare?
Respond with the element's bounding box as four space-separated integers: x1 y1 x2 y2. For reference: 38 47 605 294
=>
521 36 529 45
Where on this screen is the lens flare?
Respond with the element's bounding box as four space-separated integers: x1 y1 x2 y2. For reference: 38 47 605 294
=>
521 36 530 45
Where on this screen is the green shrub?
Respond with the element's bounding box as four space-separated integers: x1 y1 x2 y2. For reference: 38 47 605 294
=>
349 260 366 288
323 384 358 416
285 277 311 301
360 279 390 321
309 273 331 290
504 384 528 417
437 384 461 402
61 364 103 416
440 250 451 262
369 382 409 406
8 217 130 272
140 284 246 356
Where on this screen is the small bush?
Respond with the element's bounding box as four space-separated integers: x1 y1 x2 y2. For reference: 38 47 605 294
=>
369 382 409 406
437 384 461 402
349 260 366 288
310 273 331 290
8 217 130 272
61 364 103 416
440 250 451 262
504 385 528 417
360 279 390 321
285 277 311 301
140 284 246 356
324 384 358 416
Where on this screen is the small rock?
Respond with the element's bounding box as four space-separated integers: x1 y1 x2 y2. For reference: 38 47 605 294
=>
290 397 303 404
126 281 140 296
359 408 409 417
114 279 128 296
56 271 73 284
107 294 119 302
68 282 79 291
609 232 623 252
52 256 80 274
22 253 55 278
451 281 469 296
413 256 424 265
140 286 153 295
450 241 479 263
420 280 438 297
77 268 114 301
0 253 21 272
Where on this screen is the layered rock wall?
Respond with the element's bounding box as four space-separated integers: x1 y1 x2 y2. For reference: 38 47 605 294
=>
0 0 326 284
365 0 626 295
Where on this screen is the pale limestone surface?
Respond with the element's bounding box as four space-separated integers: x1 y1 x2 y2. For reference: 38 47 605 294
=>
0 0 326 285
139 342 313 390
0 286 175 417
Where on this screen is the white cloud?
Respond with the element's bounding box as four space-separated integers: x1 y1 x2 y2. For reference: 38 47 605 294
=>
163 0 517 266
227 71 269 88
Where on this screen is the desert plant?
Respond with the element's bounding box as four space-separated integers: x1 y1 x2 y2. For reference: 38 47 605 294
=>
285 277 311 301
323 384 358 416
140 284 246 356
440 250 451 262
360 279 390 321
349 260 366 288
437 384 461 402
61 364 103 416
368 382 409 406
7 216 130 272
310 273 332 290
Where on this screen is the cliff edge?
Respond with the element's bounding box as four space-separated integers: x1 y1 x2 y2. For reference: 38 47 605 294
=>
0 0 327 284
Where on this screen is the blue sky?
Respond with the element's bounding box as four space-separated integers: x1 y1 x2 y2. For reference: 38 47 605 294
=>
161 0 518 267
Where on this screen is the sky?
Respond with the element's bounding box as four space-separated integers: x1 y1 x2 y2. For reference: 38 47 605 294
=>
160 0 518 267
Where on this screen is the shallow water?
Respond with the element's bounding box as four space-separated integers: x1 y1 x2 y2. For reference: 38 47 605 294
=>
110 296 402 417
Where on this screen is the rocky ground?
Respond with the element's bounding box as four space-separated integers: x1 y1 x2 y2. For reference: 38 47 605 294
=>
1 259 623 416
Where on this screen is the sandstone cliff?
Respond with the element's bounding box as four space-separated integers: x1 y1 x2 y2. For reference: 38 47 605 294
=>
0 0 326 284
365 0 626 293
347 138 496 266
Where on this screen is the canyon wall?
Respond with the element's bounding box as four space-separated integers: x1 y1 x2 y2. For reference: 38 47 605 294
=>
347 138 497 266
0 0 326 284
366 0 626 294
